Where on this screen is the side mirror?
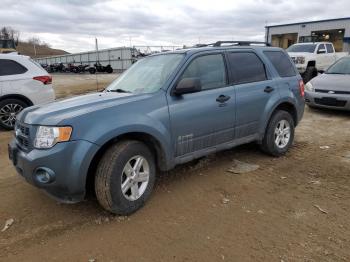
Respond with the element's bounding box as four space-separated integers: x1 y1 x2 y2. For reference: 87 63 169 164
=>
317 49 326 54
174 77 202 95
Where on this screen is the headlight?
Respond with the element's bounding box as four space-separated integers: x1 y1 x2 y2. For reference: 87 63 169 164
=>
305 82 314 92
295 57 305 64
34 126 72 149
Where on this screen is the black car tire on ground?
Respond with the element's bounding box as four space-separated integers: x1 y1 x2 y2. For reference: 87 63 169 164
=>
303 66 318 83
95 140 156 215
89 67 96 74
0 98 28 130
260 110 295 157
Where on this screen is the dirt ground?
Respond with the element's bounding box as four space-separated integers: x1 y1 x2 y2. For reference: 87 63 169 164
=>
0 74 350 261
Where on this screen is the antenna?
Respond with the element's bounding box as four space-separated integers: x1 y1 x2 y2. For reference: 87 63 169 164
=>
95 37 99 92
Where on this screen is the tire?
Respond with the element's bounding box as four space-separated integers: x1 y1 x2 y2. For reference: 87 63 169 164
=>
260 110 295 157
0 99 28 130
89 67 96 74
303 66 317 83
95 140 156 215
106 66 113 73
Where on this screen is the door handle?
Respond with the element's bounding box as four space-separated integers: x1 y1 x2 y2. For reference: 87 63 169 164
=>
216 95 231 103
264 86 274 93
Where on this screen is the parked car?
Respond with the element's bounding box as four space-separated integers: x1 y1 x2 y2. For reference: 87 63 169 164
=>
305 56 350 110
0 54 55 130
287 42 348 83
89 62 113 74
8 41 305 215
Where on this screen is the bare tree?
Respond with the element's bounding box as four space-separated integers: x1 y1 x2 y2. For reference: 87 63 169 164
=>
0 27 20 42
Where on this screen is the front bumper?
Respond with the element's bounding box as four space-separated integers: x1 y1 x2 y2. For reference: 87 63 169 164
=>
8 138 99 203
305 91 350 111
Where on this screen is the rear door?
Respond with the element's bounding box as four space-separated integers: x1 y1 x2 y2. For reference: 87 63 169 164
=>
316 44 330 71
168 52 236 157
226 51 279 139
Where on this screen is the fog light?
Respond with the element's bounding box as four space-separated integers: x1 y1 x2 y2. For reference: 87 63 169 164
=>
34 167 55 184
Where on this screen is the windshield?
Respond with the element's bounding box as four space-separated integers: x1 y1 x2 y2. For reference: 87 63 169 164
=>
106 54 184 94
0 39 16 49
326 57 350 74
286 44 316 53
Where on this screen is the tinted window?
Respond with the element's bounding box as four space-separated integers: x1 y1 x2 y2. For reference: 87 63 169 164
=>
180 54 226 90
264 51 296 77
317 44 325 53
0 59 28 76
227 52 266 85
326 57 350 74
326 44 334 53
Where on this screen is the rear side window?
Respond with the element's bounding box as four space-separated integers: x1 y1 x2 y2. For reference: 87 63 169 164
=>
264 51 296 77
0 59 28 76
227 52 267 85
326 44 334 53
180 54 226 90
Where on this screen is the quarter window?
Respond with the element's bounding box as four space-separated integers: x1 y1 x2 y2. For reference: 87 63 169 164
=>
180 54 226 90
227 52 267 85
0 59 28 76
264 51 296 77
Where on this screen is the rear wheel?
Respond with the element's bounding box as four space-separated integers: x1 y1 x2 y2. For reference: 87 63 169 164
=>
260 110 295 156
95 140 156 215
0 99 28 130
89 67 96 74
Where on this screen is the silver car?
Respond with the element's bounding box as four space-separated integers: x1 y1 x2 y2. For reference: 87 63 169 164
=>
305 56 350 110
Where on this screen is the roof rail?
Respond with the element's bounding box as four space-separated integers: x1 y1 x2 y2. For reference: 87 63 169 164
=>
213 41 271 47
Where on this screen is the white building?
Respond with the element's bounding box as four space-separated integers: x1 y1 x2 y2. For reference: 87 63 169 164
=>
265 17 350 52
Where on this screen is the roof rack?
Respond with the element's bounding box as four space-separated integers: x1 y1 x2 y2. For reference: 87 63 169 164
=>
213 41 271 47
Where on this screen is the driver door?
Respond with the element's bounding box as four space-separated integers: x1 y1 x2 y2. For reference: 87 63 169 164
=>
167 53 236 158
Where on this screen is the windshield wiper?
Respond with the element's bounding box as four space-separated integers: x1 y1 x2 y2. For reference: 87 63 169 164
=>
107 89 132 93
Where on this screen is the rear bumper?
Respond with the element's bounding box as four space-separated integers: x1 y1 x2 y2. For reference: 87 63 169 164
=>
305 91 350 110
8 139 99 203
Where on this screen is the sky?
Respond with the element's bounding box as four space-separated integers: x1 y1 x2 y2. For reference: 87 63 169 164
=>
1 0 350 53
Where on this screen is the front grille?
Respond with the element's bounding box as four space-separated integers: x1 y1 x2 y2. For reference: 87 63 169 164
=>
291 57 296 63
15 122 31 149
315 89 350 95
314 98 347 107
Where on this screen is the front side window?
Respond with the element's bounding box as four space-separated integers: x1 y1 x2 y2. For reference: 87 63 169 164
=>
264 51 296 77
106 54 184 94
0 59 28 76
179 54 227 90
317 44 326 53
228 52 267 85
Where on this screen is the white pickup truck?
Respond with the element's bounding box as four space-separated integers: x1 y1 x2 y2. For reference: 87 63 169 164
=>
287 42 348 83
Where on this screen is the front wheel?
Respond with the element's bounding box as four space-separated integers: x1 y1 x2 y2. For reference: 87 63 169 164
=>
95 140 156 215
0 99 28 130
260 110 295 156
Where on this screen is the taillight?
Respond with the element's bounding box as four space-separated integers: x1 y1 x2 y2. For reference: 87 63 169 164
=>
33 75 52 85
299 80 305 97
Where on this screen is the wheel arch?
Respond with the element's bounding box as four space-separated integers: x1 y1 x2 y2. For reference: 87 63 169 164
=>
0 94 34 106
307 60 316 68
85 131 169 195
259 100 298 142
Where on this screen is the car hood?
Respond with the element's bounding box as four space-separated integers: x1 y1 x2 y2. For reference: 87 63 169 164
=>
19 92 145 125
310 73 350 92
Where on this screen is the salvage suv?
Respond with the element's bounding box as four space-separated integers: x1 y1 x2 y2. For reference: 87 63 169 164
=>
8 41 305 215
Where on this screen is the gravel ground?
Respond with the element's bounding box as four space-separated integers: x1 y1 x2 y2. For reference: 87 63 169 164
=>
0 74 350 261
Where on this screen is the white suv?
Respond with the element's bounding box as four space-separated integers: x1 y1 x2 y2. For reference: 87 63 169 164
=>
0 54 55 130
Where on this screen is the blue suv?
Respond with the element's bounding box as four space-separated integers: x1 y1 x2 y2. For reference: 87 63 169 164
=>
8 41 305 214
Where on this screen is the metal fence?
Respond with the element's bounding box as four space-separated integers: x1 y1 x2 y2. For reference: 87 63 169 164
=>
35 45 181 71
